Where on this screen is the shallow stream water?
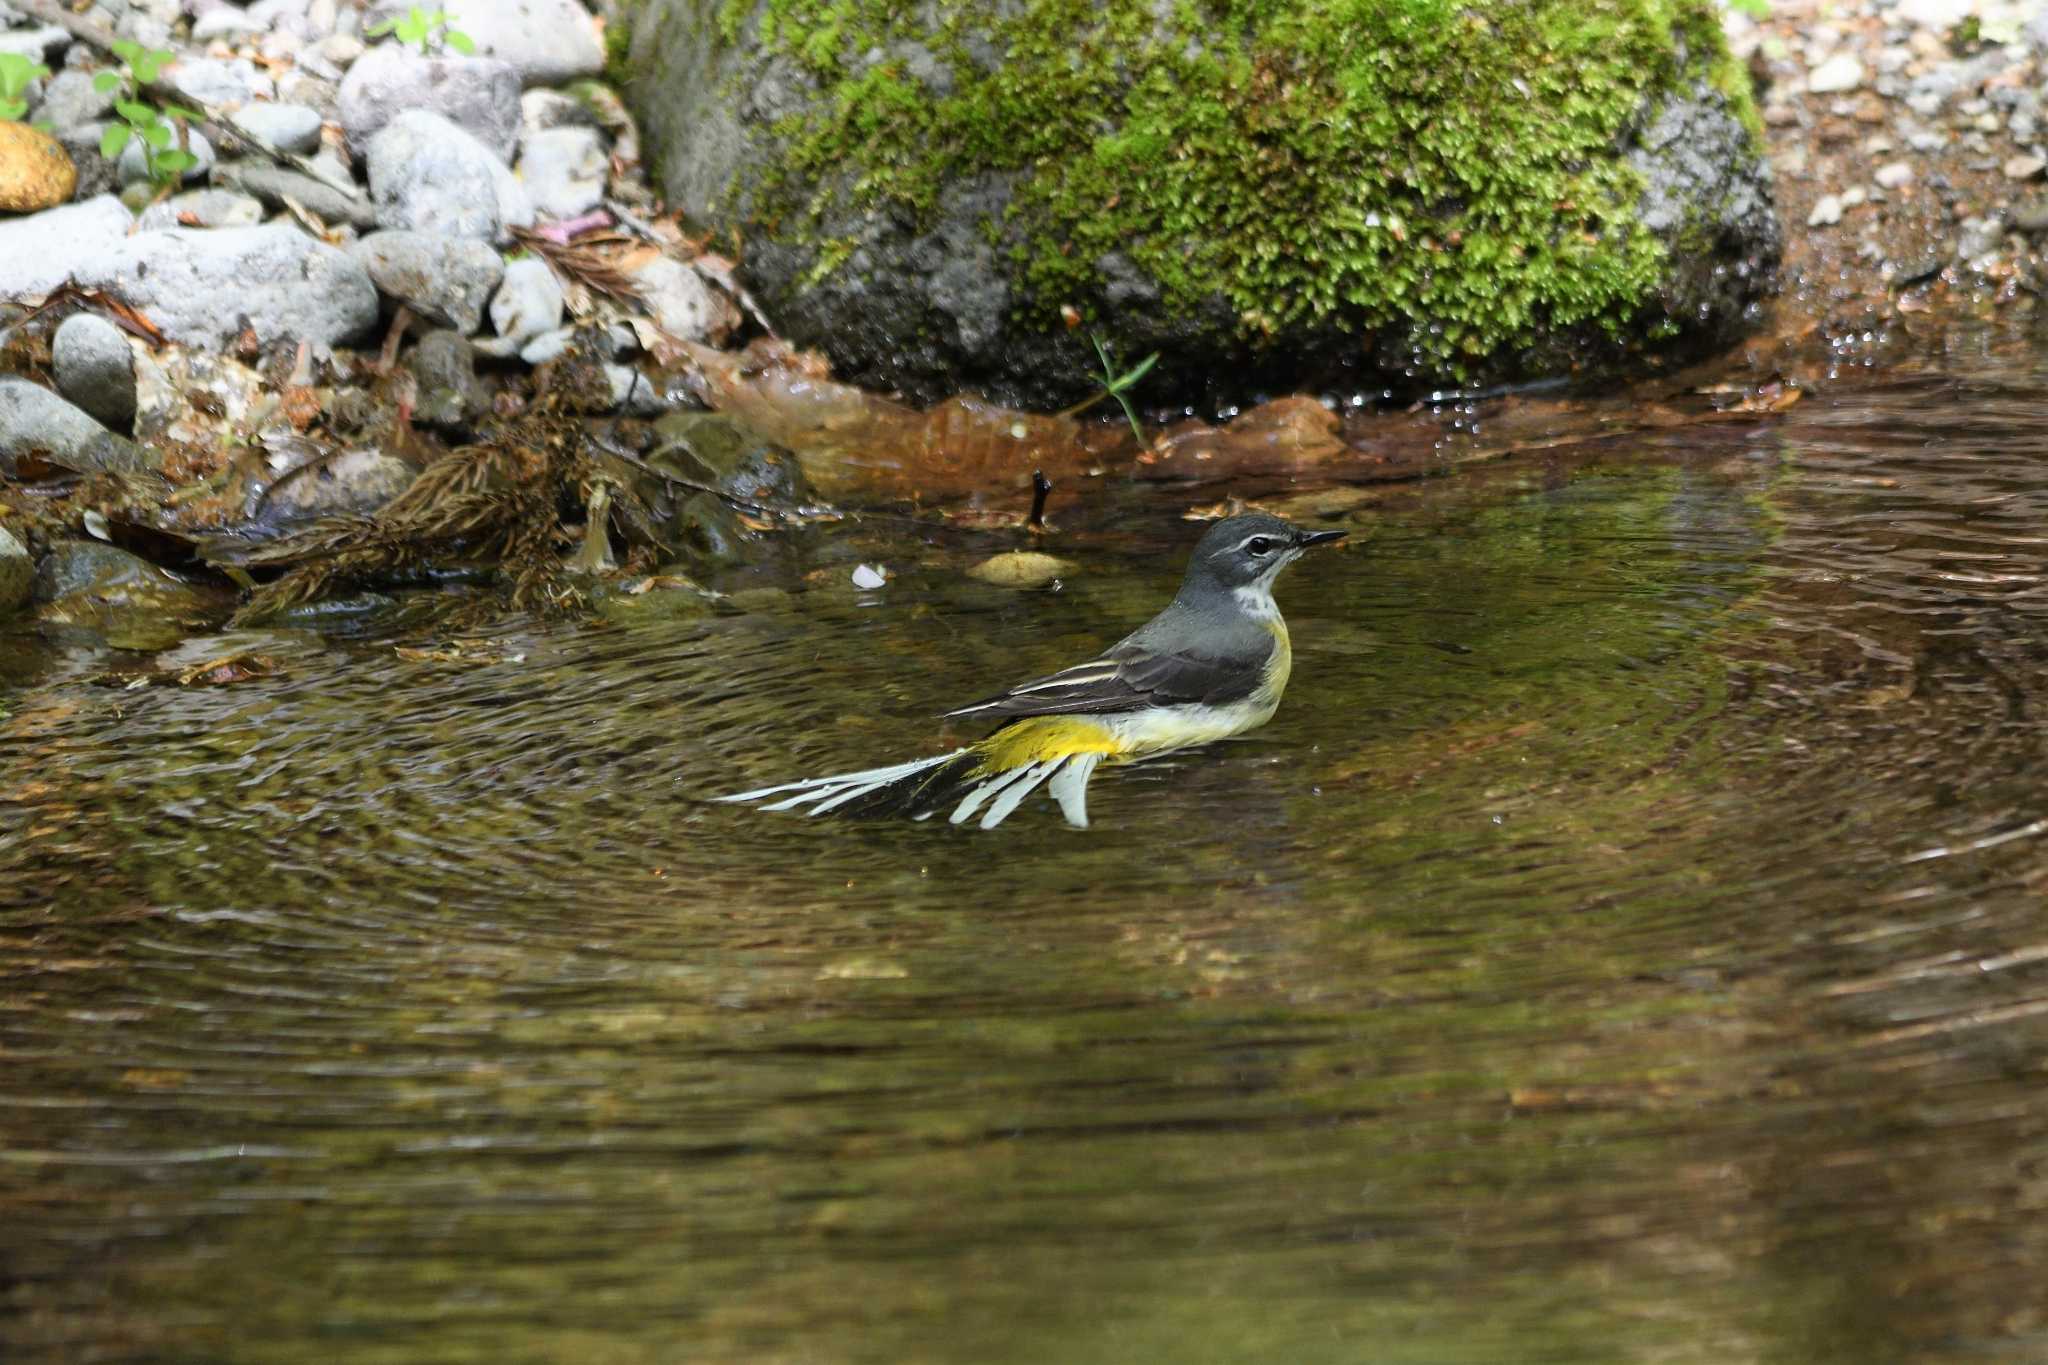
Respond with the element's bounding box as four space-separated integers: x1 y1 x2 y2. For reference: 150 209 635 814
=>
5 322 2048 1363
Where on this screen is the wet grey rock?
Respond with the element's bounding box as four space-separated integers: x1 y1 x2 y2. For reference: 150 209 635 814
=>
51 313 137 434
366 0 603 86
75 226 378 348
32 68 114 131
229 101 325 155
0 378 151 476
407 328 489 431
0 525 30 616
117 125 214 185
629 255 717 341
485 256 563 347
350 229 505 333
647 411 810 505
258 446 415 523
625 8 1780 405
366 109 532 240
166 56 274 107
0 196 132 299
31 540 221 650
516 125 607 219
137 187 265 229
2011 197 2048 234
212 160 379 228
605 363 672 415
337 44 520 159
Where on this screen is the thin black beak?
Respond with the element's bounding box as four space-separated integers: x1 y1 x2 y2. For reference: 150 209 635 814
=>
1295 529 1347 548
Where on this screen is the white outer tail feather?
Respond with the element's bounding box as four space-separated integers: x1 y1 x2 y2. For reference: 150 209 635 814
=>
719 749 1105 829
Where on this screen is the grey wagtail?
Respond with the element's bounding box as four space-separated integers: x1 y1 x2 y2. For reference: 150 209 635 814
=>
720 512 1345 829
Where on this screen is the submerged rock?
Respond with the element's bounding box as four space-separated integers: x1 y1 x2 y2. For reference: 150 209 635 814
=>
31 540 225 651
0 526 30 616
632 412 812 563
626 0 1780 407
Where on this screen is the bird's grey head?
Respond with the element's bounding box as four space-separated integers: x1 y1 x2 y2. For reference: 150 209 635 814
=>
1182 513 1346 594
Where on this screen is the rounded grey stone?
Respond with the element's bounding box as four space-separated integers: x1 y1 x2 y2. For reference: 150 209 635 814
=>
116 125 214 186
350 229 506 333
0 377 150 476
367 109 529 240
338 44 520 159
137 188 265 230
32 68 115 133
363 0 603 87
74 225 379 349
515 125 607 220
229 102 326 155
0 196 134 299
51 313 137 434
487 255 563 346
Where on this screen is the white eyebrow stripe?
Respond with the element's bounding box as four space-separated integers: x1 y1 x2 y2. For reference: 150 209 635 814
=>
1232 532 1278 554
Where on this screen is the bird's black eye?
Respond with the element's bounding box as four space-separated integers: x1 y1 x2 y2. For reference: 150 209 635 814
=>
1245 537 1273 557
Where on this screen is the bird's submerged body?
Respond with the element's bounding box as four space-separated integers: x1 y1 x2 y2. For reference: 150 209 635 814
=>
719 514 1339 830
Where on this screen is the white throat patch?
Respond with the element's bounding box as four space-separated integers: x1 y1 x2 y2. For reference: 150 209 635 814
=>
1232 584 1279 621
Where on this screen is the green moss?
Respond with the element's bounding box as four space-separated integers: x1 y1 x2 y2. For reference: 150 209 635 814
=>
728 0 1755 376
603 6 635 87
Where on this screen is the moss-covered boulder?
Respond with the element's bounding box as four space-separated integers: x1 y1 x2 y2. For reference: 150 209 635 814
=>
623 0 1778 409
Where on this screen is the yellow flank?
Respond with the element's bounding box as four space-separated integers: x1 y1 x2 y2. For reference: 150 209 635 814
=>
973 716 1130 772
1257 617 1292 709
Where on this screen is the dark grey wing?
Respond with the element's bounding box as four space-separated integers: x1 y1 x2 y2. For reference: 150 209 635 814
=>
942 641 1270 721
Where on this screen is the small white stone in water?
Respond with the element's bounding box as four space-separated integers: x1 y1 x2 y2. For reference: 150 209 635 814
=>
1807 52 1865 94
851 564 887 590
1875 162 1914 190
1807 194 1846 227
82 509 111 541
2005 154 2047 180
1840 186 1869 209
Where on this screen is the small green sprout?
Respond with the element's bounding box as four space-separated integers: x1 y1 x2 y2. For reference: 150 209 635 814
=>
1090 335 1159 449
92 42 203 189
365 7 478 55
0 52 51 124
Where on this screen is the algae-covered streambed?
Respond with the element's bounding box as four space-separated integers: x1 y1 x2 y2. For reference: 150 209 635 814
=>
5 322 2048 1362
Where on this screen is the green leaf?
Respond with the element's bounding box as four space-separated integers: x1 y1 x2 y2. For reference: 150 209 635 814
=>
1110 350 1160 392
100 123 132 158
0 98 25 121
111 38 141 62
364 17 397 35
140 120 172 148
162 104 206 122
93 70 122 94
114 99 155 123
155 148 198 173
444 29 475 54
